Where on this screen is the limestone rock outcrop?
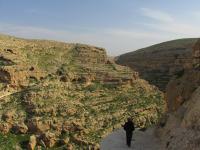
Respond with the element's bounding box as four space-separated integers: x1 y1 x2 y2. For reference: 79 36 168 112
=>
156 39 200 150
166 39 200 112
157 87 200 150
166 69 200 111
73 44 107 64
2 110 15 122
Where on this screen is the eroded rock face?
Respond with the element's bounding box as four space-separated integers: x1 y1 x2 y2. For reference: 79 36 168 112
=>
166 39 200 112
182 87 200 129
193 39 200 69
157 87 200 150
116 39 197 91
156 39 200 150
0 66 46 88
73 44 107 64
166 70 200 111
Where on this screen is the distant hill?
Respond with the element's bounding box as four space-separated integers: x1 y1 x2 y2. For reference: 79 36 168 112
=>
116 38 198 91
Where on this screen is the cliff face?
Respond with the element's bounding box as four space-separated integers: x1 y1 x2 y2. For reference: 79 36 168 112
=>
193 40 200 69
156 39 200 150
166 40 200 112
73 44 107 64
116 39 197 91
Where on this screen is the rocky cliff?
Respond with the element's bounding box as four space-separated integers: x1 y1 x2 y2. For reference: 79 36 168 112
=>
116 39 197 91
156 39 200 150
0 34 165 149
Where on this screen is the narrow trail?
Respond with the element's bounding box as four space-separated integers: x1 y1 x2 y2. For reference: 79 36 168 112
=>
0 83 41 100
0 89 30 100
0 91 13 99
100 128 164 150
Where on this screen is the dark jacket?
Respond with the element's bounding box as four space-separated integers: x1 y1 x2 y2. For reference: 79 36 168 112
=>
123 121 135 132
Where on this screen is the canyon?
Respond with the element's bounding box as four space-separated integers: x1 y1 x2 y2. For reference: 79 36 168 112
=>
0 34 199 150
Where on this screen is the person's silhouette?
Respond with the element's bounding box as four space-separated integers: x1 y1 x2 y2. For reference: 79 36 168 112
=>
123 118 135 147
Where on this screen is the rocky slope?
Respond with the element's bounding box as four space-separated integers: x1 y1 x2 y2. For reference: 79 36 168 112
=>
116 38 197 91
156 39 200 150
0 34 165 149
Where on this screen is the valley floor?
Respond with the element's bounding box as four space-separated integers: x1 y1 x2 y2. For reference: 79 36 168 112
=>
100 128 164 150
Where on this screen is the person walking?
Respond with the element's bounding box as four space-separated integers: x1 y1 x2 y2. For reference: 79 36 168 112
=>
123 118 135 147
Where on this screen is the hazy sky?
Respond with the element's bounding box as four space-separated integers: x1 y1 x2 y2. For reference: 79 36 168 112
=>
0 0 200 55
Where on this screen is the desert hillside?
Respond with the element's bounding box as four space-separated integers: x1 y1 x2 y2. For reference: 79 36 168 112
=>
0 34 165 149
116 39 197 91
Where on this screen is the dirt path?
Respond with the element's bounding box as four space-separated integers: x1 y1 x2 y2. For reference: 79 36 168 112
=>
0 91 12 99
0 84 38 100
100 128 164 150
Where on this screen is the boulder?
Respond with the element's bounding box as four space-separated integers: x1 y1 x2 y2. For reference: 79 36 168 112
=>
0 122 12 134
27 135 37 150
2 110 15 122
27 118 50 133
72 136 88 146
61 137 70 144
60 76 69 82
92 143 100 150
12 122 28 134
0 69 11 83
66 144 73 150
62 121 83 133
62 121 71 133
39 132 56 148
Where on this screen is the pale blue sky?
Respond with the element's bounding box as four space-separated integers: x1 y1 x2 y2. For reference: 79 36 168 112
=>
0 0 200 55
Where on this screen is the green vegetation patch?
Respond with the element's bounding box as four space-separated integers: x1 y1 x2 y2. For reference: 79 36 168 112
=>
0 133 30 150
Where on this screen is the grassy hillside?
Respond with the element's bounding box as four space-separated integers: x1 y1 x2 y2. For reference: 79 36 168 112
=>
0 34 165 149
